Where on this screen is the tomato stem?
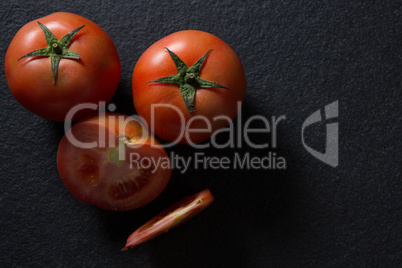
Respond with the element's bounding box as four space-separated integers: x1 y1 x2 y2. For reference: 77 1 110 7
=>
148 48 230 115
52 43 63 55
17 22 84 85
184 73 195 83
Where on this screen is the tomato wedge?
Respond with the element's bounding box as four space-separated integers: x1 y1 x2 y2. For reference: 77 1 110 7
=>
122 189 214 250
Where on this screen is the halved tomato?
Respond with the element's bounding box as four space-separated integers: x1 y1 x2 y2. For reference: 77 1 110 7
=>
57 113 171 211
122 189 214 250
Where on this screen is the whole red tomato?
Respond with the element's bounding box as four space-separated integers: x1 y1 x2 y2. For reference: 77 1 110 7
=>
57 113 171 211
132 30 246 144
4 12 121 121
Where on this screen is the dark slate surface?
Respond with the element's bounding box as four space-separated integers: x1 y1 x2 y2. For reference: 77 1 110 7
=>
0 1 400 267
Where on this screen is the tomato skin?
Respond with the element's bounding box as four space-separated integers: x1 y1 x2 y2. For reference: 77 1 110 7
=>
57 113 171 211
4 12 121 121
132 30 246 144
123 189 214 250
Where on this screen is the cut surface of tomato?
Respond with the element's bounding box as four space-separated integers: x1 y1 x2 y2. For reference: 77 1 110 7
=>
122 189 214 250
57 113 171 211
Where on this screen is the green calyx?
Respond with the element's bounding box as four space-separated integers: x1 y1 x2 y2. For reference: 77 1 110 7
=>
18 22 85 85
148 48 230 115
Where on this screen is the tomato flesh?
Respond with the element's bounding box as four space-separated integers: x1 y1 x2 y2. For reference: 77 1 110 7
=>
57 113 171 211
122 189 214 250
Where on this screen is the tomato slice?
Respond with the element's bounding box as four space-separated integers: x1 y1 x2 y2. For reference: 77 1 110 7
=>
57 113 171 211
122 189 214 250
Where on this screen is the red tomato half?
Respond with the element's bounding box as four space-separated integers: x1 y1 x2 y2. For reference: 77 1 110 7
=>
122 189 214 250
5 12 121 121
132 30 246 144
57 113 171 211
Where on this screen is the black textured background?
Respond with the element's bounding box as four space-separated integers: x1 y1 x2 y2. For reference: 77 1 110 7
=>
1 1 400 267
